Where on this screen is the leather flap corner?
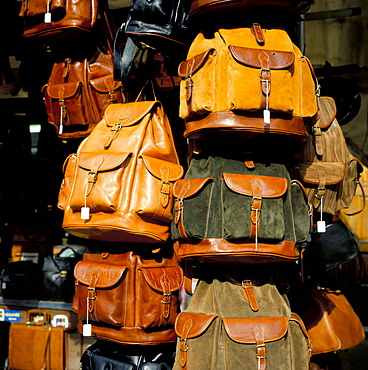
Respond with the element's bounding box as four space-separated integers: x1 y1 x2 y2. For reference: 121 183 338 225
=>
104 101 159 128
89 76 122 93
317 96 337 129
173 178 214 198
140 266 183 293
78 152 131 172
175 312 218 338
141 155 184 181
222 316 288 343
74 261 127 288
229 46 295 69
178 49 216 77
46 81 83 99
297 162 345 185
222 173 288 198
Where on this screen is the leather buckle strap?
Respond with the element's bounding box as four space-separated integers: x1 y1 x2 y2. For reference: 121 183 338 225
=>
242 280 259 312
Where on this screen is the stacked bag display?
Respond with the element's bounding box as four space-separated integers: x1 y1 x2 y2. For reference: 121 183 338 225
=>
34 0 365 369
168 3 364 370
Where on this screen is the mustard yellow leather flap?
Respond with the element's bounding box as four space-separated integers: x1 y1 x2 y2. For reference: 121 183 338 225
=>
222 173 288 198
222 316 288 343
175 312 218 338
104 101 160 128
74 261 127 288
78 152 131 172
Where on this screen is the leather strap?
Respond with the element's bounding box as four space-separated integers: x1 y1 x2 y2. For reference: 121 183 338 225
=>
251 23 265 45
259 51 271 110
250 178 263 239
253 325 266 370
179 318 193 369
160 274 172 319
114 34 138 82
242 280 259 312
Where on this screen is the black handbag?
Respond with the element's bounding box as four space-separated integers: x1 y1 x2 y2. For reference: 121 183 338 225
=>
80 340 176 370
306 219 360 270
0 260 42 300
114 0 191 81
41 246 82 302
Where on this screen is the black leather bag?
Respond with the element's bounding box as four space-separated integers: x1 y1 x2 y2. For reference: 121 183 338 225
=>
42 246 82 302
306 219 360 270
80 340 176 370
0 260 42 300
114 0 191 81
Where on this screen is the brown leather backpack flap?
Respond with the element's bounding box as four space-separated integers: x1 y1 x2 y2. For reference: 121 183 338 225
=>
74 261 127 288
222 316 288 343
297 162 345 186
142 155 184 182
222 173 288 198
178 49 216 78
19 0 67 17
175 312 218 339
140 266 183 293
229 45 295 69
173 177 214 199
78 152 131 173
317 96 337 129
89 76 122 95
45 81 83 101
103 101 159 128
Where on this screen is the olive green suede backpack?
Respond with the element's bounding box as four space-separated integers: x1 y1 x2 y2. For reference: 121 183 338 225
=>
171 151 311 264
173 265 311 370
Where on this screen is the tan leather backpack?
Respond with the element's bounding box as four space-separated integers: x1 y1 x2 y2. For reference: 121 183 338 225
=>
295 96 364 217
58 100 184 243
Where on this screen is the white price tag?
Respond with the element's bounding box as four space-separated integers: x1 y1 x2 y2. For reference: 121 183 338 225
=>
81 206 90 220
83 323 92 337
44 12 51 23
317 220 326 233
263 109 270 124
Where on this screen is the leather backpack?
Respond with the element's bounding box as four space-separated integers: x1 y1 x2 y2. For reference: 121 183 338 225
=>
294 95 364 220
72 247 183 345
171 152 311 264
173 265 311 370
42 46 123 139
57 99 184 243
177 24 318 142
19 0 99 40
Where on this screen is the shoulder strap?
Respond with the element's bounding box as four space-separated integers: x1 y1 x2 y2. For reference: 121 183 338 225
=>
114 33 138 82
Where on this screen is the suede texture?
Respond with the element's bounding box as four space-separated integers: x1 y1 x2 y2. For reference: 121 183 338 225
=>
179 26 318 120
171 156 310 243
173 271 310 370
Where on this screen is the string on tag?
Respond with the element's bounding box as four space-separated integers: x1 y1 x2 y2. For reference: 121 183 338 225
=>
81 178 90 220
317 196 326 233
83 296 92 336
255 210 258 251
44 0 51 23
263 81 270 124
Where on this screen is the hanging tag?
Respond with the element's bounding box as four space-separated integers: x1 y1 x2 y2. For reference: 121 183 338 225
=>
263 109 270 123
2 282 6 290
317 220 326 233
317 196 326 232
81 206 90 220
83 323 92 336
44 12 51 23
